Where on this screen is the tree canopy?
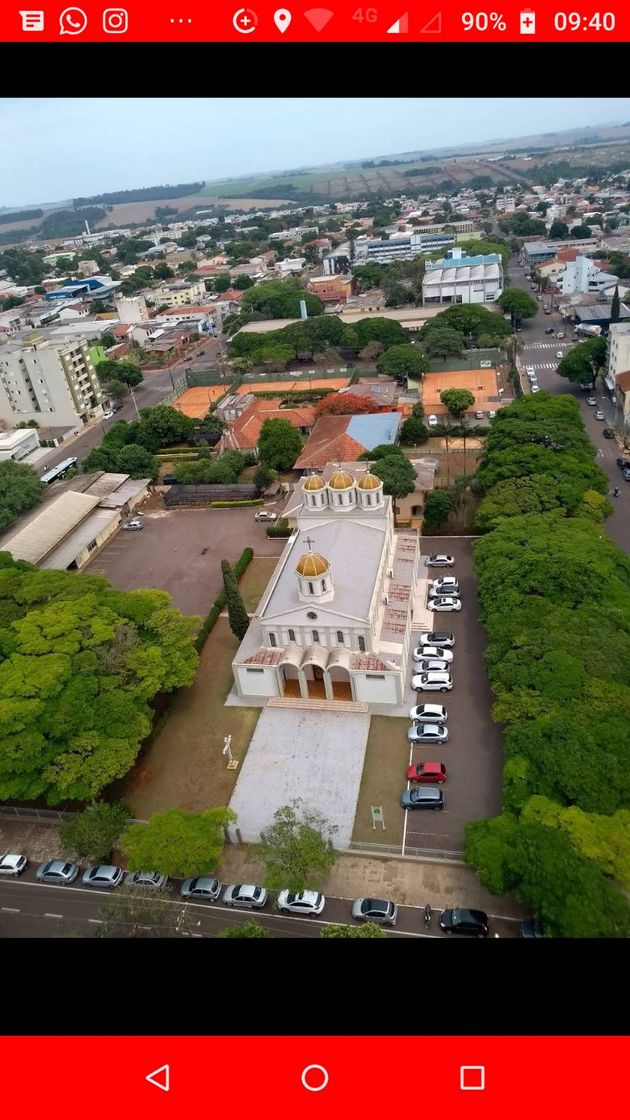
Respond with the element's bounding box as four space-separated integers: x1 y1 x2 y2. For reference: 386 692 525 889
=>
122 807 235 878
259 800 338 892
421 326 465 359
0 557 199 803
314 392 378 417
60 802 131 862
419 304 512 347
240 277 323 319
258 419 302 471
497 288 538 323
440 388 475 418
0 460 44 533
376 344 428 381
371 450 416 499
556 337 607 389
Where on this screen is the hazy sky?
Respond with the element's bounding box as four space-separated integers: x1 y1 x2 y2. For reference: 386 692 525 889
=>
2 97 630 207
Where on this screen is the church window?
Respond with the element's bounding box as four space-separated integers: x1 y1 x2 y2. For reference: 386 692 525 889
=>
269 633 277 647
288 628 296 642
321 580 327 591
358 636 366 652
337 631 344 644
308 582 314 594
312 629 320 643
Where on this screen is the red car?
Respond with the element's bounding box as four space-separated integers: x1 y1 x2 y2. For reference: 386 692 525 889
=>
406 761 447 784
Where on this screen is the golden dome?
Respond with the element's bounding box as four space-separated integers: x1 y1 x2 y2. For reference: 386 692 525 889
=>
303 474 325 491
328 470 354 490
357 472 382 490
296 552 329 577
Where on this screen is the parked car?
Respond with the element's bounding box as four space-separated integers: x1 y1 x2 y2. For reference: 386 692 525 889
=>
474 410 484 420
407 722 448 745
431 597 462 612
180 876 222 901
544 327 554 335
82 865 124 889
531 384 540 393
430 576 459 594
409 703 448 723
616 458 630 470
594 410 605 421
603 428 615 439
427 415 438 428
222 883 268 909
557 332 565 339
254 510 277 522
277 890 325 916
556 350 564 358
103 410 115 420
414 658 450 674
406 761 447 784
425 554 454 567
519 920 546 938
623 467 630 481
111 403 123 414
400 787 444 811
440 908 489 937
412 645 453 664
35 860 79 885
418 632 454 648
351 897 397 926
487 410 496 419
412 671 453 693
586 396 597 406
525 366 536 377
122 519 143 531
126 870 168 890
0 852 27 876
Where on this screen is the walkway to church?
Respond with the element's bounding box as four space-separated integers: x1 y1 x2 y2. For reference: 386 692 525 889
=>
228 708 370 847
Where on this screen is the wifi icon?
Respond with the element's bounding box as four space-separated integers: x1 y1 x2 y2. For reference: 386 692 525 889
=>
304 7 334 30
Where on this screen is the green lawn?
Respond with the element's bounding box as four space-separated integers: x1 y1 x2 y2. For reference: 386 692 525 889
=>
124 618 260 818
238 557 279 613
352 716 410 845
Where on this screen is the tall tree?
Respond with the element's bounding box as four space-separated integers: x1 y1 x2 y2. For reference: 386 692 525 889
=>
259 799 338 892
0 460 44 532
611 284 621 323
375 344 428 381
440 388 476 419
498 288 538 325
258 418 302 471
221 559 250 640
556 337 607 389
122 807 235 878
60 802 131 862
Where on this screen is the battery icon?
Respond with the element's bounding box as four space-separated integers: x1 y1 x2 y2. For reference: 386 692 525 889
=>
519 8 536 32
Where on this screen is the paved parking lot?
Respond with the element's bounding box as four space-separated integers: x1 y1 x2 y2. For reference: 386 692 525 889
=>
401 536 503 852
86 507 286 616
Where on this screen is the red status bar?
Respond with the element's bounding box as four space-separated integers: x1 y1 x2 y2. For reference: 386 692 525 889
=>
2 1035 628 1116
2 1 629 41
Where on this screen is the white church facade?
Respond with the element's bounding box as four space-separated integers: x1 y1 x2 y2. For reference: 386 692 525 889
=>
232 467 420 706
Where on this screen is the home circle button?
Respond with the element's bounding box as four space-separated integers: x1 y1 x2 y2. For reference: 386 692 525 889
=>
301 1064 329 1092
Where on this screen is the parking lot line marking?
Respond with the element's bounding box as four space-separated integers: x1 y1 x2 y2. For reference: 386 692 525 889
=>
1 906 20 912
44 912 63 918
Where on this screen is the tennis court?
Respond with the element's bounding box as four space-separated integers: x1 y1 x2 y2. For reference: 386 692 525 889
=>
235 377 350 395
172 385 227 417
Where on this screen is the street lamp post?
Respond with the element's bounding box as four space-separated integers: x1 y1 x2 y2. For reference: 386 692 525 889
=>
129 385 140 420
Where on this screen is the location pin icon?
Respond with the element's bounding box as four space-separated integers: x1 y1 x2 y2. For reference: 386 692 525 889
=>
274 8 292 32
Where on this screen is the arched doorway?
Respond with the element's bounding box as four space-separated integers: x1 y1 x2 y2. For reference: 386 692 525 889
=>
328 664 353 701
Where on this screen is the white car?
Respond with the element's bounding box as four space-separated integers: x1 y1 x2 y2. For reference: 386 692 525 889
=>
222 883 268 909
525 366 535 376
418 632 455 648
427 415 438 428
254 510 277 522
431 597 462 612
0 852 27 877
430 576 459 594
277 890 325 916
409 703 448 723
488 410 496 419
414 658 451 674
122 519 143 531
429 584 460 599
412 646 453 663
594 410 605 421
412 671 453 692
407 722 449 744
556 350 563 358
531 385 540 393
103 410 115 420
425 555 454 567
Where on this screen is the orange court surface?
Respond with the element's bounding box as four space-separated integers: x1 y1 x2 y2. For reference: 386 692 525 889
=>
235 377 351 395
172 385 227 417
422 368 501 414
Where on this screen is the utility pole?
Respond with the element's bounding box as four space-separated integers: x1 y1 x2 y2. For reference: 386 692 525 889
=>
129 384 140 420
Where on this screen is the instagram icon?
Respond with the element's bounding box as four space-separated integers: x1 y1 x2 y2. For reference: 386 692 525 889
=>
103 7 128 32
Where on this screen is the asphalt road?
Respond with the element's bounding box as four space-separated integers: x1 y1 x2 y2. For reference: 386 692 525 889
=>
509 257 630 555
0 877 520 938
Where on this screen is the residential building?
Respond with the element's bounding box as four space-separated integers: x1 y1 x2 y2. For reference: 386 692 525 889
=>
218 398 316 453
115 295 149 324
275 258 306 275
306 275 355 304
537 259 567 283
559 256 619 296
422 249 503 305
0 337 103 427
294 412 401 470
607 321 630 383
231 467 419 707
613 369 630 431
522 237 601 266
0 426 40 461
153 279 206 307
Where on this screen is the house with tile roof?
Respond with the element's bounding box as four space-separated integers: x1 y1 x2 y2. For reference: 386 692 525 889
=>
217 398 316 453
293 412 401 470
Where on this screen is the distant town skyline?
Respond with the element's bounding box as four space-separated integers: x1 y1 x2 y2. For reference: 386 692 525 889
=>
1 97 630 208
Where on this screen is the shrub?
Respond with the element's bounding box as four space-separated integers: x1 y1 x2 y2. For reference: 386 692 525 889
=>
210 499 263 508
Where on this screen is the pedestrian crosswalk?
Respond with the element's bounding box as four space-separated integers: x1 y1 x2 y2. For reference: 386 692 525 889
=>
522 342 563 350
529 362 558 370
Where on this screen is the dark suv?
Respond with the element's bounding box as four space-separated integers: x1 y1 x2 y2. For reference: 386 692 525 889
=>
440 908 489 937
400 787 444 811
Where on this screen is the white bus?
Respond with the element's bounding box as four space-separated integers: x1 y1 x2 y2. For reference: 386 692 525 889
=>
40 457 78 485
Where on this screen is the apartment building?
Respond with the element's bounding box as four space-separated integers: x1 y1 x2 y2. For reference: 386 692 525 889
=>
0 337 103 427
154 279 206 307
115 295 149 324
353 231 456 265
607 322 630 383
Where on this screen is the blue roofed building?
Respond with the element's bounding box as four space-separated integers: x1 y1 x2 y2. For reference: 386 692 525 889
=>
44 275 121 301
346 411 401 449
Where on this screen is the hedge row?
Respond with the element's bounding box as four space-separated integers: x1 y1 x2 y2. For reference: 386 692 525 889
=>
194 546 254 652
210 499 263 508
266 517 293 538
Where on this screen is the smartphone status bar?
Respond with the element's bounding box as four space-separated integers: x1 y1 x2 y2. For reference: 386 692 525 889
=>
4 1 630 41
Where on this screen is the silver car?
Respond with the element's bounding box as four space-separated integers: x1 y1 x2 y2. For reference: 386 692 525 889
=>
126 870 168 890
82 865 124 889
412 646 453 663
414 659 450 674
409 703 448 723
425 554 454 567
429 578 459 596
222 883 268 909
181 876 222 901
407 722 449 744
351 897 397 926
431 598 462 613
277 890 325 915
36 860 79 885
0 853 27 877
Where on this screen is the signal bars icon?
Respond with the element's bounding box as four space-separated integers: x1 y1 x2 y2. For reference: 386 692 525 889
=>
304 7 334 30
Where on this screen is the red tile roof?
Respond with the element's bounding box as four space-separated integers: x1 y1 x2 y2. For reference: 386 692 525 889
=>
293 415 367 469
615 370 630 392
226 399 316 450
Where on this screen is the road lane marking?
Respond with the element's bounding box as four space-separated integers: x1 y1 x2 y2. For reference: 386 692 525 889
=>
44 913 63 918
88 918 103 924
2 906 20 912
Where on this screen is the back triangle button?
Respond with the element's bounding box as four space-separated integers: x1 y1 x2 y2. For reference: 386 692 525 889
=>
146 1064 170 1092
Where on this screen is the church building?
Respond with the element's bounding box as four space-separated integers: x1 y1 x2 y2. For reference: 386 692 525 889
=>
231 466 420 706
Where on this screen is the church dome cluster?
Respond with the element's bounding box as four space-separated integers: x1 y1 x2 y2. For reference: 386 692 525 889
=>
301 470 384 512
